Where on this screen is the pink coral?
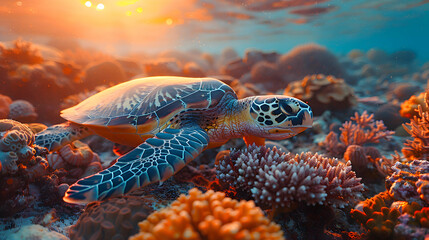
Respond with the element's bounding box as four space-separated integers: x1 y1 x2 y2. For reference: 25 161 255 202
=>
217 145 364 209
322 111 394 157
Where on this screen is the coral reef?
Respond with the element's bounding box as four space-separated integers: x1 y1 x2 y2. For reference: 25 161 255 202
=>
402 91 429 160
69 195 154 240
46 140 102 184
350 191 399 239
81 60 127 90
283 74 356 115
400 92 428 119
130 188 284 240
322 111 394 158
277 44 345 84
386 160 429 205
216 145 364 209
0 39 44 66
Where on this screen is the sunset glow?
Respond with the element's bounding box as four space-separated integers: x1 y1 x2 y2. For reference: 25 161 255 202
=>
96 3 104 10
84 1 92 7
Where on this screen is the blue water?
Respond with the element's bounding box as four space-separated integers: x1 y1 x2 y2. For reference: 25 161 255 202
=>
0 0 428 60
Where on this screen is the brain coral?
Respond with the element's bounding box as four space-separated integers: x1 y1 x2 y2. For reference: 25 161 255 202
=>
69 195 154 240
217 145 364 209
283 74 357 115
277 44 344 84
8 99 38 122
130 188 284 240
0 119 35 174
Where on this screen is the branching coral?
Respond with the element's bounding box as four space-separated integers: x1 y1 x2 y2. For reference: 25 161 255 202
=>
322 111 394 158
216 145 364 209
283 74 356 116
130 188 284 240
394 207 429 239
402 91 429 160
69 195 154 240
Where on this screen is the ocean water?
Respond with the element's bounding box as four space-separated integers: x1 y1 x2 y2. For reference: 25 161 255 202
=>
1 0 428 60
1 1 429 240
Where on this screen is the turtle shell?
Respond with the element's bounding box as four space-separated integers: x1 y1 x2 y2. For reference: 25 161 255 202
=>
61 76 236 146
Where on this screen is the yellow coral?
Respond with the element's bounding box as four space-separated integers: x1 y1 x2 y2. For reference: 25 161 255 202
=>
130 188 284 240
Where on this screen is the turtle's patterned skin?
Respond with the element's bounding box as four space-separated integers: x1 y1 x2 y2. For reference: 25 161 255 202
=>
35 76 313 204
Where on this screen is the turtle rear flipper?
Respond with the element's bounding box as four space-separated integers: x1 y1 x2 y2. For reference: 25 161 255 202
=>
63 126 209 204
35 122 93 151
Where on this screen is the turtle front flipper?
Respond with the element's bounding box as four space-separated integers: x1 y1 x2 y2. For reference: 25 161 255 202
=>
35 122 93 151
63 127 209 204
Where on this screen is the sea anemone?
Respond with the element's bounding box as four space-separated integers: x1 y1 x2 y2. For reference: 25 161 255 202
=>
216 145 364 209
130 188 284 240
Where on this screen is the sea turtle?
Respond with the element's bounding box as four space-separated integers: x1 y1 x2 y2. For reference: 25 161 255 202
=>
35 76 313 204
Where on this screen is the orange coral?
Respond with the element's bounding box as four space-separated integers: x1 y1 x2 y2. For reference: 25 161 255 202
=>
130 188 284 240
283 74 356 115
350 191 400 239
0 39 43 66
402 91 429 160
413 207 429 228
400 92 428 119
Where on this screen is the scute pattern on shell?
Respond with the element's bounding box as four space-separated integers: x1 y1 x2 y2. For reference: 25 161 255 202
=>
60 77 236 128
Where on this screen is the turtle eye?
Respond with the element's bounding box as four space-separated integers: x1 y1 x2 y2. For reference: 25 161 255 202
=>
279 101 298 115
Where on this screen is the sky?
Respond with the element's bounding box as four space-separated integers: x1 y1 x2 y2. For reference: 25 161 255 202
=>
0 0 428 59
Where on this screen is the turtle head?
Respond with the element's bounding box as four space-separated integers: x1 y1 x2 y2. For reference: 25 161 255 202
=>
248 95 313 140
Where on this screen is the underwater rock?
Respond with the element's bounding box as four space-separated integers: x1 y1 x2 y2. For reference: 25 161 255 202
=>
219 47 239 66
388 83 421 101
283 74 357 116
347 49 364 60
8 99 38 122
277 43 345 84
82 60 127 90
3 224 68 240
366 48 389 65
221 57 250 78
143 58 183 76
374 103 407 130
116 57 143 79
243 49 279 66
217 145 364 209
390 49 417 65
249 60 282 91
0 94 12 119
69 195 154 240
130 188 284 240
183 61 206 77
